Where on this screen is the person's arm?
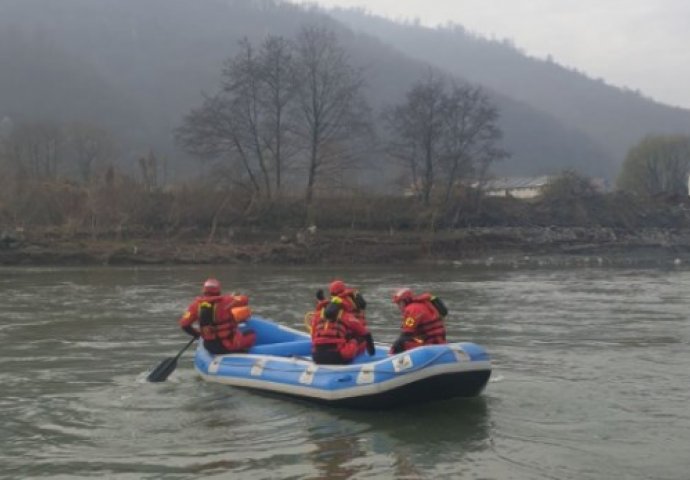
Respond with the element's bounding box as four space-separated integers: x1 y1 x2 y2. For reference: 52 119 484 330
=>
179 305 200 338
216 295 250 323
389 308 423 354
344 315 368 337
400 306 423 334
182 324 200 338
390 332 414 354
229 294 249 307
343 315 375 355
310 312 320 340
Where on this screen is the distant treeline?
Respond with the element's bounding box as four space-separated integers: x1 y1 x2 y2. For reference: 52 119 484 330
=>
4 0 690 182
2 165 690 241
3 22 690 239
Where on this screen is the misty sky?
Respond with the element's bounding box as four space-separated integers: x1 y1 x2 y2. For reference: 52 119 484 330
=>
299 0 690 109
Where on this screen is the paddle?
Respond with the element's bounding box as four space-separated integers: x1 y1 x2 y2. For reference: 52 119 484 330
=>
364 333 376 356
147 336 197 382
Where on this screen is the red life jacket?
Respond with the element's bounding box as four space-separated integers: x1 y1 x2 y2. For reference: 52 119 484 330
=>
198 297 236 342
312 313 348 346
333 289 367 325
403 296 447 344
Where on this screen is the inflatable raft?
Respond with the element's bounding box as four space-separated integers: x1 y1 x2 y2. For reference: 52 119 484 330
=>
194 317 491 409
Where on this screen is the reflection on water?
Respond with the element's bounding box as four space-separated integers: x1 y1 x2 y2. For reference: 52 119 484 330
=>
1 263 689 479
303 397 491 479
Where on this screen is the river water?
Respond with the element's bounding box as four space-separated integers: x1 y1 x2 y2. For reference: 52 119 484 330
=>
1 261 689 479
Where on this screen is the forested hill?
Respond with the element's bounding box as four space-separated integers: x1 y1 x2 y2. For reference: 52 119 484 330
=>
1 0 687 181
329 7 690 173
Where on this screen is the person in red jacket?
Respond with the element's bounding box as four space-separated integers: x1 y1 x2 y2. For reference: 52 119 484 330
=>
328 279 367 325
306 280 367 333
311 298 374 364
179 278 256 355
389 288 447 354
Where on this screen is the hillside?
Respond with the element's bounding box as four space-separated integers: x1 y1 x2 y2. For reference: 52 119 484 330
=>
329 7 690 174
1 0 686 182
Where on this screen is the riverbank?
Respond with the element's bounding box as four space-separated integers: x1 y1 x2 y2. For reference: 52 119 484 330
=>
2 226 690 266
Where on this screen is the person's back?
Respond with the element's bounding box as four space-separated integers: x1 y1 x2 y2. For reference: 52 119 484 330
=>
390 288 447 354
179 278 256 355
328 279 367 326
311 300 370 364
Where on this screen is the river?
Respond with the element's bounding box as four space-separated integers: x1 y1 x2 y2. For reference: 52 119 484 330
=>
1 261 688 479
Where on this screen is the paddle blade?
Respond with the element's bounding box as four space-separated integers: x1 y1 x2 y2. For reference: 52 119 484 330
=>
147 357 178 382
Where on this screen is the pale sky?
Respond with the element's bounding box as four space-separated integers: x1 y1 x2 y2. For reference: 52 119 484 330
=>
297 0 690 110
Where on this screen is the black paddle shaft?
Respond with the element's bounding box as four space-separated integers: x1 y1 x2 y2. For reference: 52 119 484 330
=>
364 333 376 356
147 336 197 383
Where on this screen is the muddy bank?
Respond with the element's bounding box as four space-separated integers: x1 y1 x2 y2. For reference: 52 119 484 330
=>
2 226 690 266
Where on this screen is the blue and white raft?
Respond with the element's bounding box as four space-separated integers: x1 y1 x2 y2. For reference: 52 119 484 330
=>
194 317 491 409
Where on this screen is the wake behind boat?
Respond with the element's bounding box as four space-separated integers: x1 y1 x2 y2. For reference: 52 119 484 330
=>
193 317 492 409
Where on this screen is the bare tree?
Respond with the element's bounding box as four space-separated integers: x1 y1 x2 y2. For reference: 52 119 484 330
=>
65 122 117 184
440 84 507 206
258 35 297 195
384 74 445 206
4 121 64 180
177 36 300 201
178 27 370 205
176 93 263 196
138 150 165 193
222 38 274 199
385 75 506 207
292 25 371 204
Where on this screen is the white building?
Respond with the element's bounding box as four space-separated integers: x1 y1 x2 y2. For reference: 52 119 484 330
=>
483 176 551 199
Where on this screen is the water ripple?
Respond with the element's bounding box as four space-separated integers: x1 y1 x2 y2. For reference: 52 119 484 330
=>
1 263 690 479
